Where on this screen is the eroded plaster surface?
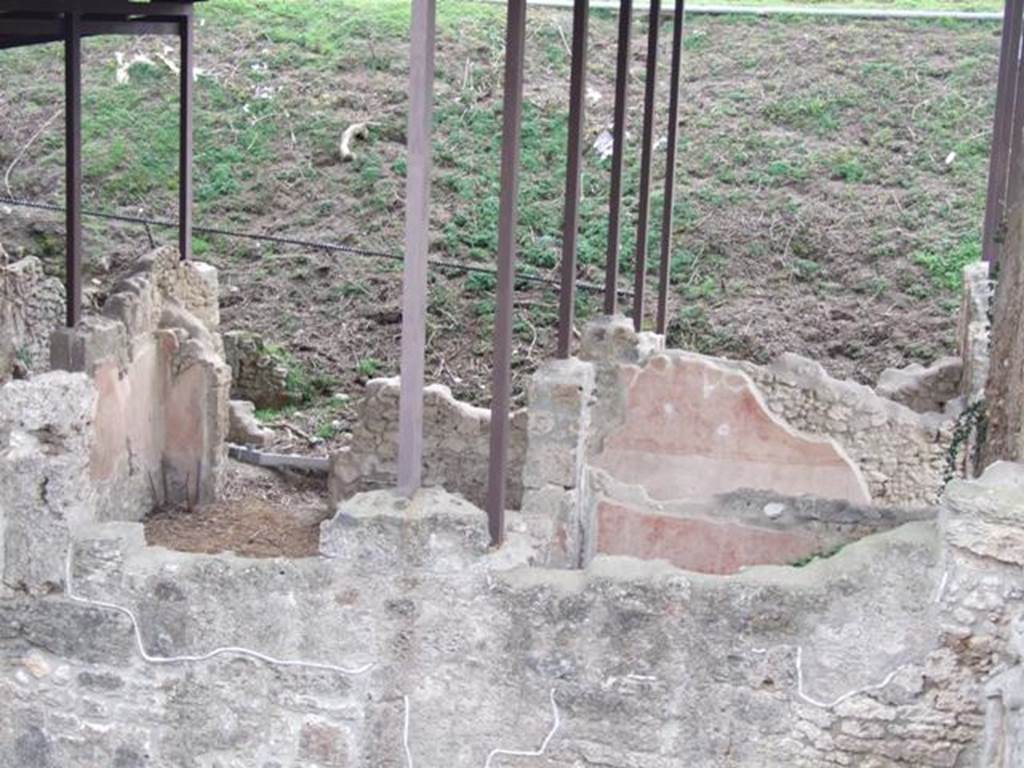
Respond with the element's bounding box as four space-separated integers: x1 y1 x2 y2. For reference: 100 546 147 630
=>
0 463 1022 766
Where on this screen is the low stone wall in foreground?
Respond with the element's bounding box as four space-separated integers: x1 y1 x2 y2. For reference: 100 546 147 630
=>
0 463 1022 766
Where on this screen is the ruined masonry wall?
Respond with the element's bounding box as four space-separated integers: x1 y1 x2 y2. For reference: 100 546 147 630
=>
0 372 95 595
576 316 950 510
0 254 65 383
223 330 295 410
737 353 951 506
329 377 527 510
0 465 1022 765
48 246 230 521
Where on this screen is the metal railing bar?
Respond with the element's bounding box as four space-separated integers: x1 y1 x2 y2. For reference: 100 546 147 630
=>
631 0 660 332
656 0 685 334
486 0 528 548
556 0 590 358
603 0 632 314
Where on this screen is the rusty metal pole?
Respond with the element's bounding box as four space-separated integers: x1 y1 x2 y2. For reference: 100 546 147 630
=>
397 0 437 497
485 0 527 547
982 0 1024 265
631 0 661 332
603 0 632 315
179 11 193 261
64 9 82 327
656 0 685 335
556 0 590 359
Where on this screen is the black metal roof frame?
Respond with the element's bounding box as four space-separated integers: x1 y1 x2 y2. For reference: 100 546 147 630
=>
0 0 199 325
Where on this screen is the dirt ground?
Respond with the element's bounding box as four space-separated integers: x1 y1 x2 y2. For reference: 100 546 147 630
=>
0 4 1000 451
144 461 330 557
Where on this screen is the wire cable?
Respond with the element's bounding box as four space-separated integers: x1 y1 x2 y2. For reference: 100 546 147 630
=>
0 195 627 297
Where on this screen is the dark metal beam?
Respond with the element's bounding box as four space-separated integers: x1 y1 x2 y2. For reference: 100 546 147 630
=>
83 19 183 35
603 0 632 315
0 36 61 49
556 0 590 359
397 0 437 496
631 0 661 332
0 14 187 47
656 0 685 335
0 1 197 15
179 13 193 261
982 0 1024 265
64 10 82 328
486 0 528 548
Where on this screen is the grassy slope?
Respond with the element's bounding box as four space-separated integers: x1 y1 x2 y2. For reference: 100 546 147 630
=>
0 0 1000 441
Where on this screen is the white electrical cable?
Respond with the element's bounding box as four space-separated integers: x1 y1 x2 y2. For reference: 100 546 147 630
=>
794 646 903 709
402 689 561 768
483 689 561 767
63 549 375 675
404 695 415 768
751 643 906 709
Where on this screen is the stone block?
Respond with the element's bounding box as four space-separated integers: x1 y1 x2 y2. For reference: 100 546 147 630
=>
49 316 127 375
320 488 491 570
0 372 97 593
876 356 963 414
523 357 595 491
228 400 274 447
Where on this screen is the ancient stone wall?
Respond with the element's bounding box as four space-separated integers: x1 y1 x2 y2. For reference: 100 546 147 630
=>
328 377 527 510
223 330 295 410
0 372 96 596
48 247 230 520
0 253 65 383
1 464 1022 766
554 317 944 573
737 354 951 506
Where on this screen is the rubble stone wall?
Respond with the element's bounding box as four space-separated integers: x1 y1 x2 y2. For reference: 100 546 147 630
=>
329 377 527 510
0 372 96 595
222 330 295 410
0 254 65 383
737 354 951 506
1 464 1022 766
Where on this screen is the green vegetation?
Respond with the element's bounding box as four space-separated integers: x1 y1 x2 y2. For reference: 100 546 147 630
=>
0 0 997 399
356 357 383 378
914 236 982 291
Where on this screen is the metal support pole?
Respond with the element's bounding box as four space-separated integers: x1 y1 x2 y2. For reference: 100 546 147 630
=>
556 0 590 359
631 0 661 332
982 0 1024 265
656 0 685 334
179 13 193 261
603 0 632 315
64 10 82 328
396 0 437 497
485 0 527 548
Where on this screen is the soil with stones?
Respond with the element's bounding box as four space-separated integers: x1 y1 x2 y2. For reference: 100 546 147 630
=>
144 461 330 557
